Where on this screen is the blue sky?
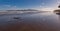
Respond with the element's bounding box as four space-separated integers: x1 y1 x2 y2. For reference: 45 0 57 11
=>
0 0 60 11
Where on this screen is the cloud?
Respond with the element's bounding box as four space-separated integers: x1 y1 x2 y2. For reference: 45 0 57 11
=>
0 0 59 11
7 6 20 10
4 5 11 7
39 6 58 11
0 5 21 10
0 5 57 11
41 3 45 5
0 5 31 10
41 8 54 11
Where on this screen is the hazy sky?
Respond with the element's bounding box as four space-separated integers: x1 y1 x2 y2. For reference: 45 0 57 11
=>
0 0 60 11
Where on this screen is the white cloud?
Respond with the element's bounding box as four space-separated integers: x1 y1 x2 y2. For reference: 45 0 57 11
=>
41 8 54 11
39 7 58 11
57 0 60 3
0 1 59 11
4 5 11 7
0 5 21 10
7 6 19 10
40 5 42 7
41 3 45 5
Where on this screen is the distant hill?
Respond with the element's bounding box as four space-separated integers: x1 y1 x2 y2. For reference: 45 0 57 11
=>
6 9 38 11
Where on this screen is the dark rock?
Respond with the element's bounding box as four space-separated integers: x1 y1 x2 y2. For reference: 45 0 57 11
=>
13 17 20 19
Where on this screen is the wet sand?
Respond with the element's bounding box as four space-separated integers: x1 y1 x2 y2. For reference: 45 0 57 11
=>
0 12 60 31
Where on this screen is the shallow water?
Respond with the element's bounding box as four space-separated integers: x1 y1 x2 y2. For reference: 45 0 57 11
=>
0 12 60 31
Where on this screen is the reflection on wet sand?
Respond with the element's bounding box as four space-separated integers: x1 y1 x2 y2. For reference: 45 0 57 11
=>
0 12 60 31
58 15 60 20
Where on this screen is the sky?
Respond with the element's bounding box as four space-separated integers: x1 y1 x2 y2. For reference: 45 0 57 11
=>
0 0 60 11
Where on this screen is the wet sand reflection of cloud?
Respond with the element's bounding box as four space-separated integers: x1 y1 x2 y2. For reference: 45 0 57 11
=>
57 13 60 21
0 12 60 31
56 13 60 21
